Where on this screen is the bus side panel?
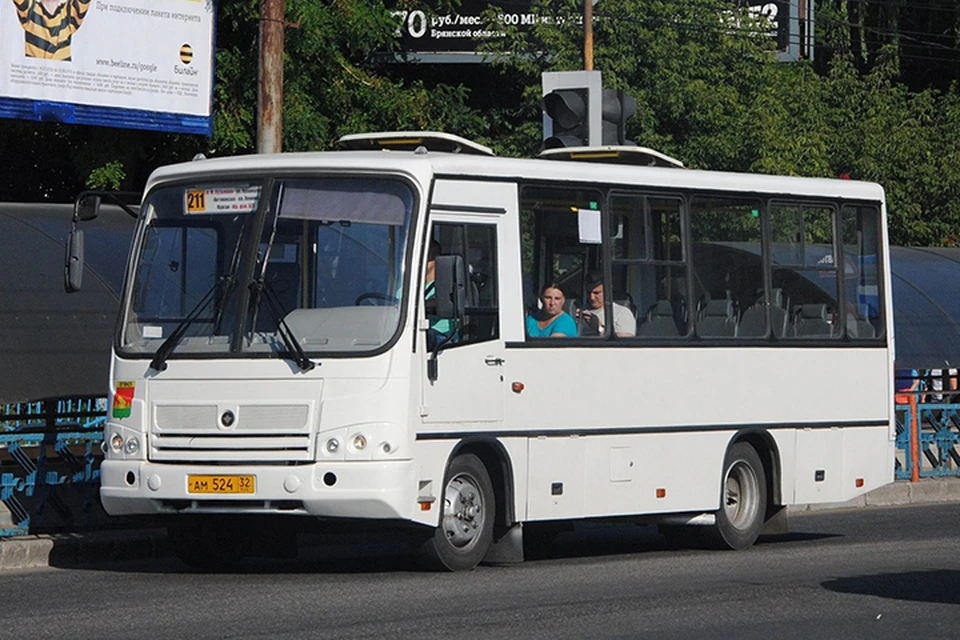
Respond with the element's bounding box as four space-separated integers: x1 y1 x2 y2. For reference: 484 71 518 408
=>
792 428 845 504
841 426 895 502
793 425 893 505
526 432 730 521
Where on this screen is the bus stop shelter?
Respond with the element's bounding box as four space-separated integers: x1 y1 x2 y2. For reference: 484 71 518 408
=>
890 246 960 370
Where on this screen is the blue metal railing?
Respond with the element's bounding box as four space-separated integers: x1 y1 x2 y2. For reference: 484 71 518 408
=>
895 400 960 480
0 397 107 537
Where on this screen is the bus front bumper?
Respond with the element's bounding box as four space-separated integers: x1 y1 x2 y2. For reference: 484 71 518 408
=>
99 459 416 521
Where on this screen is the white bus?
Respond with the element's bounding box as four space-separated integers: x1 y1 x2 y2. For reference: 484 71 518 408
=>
72 132 895 571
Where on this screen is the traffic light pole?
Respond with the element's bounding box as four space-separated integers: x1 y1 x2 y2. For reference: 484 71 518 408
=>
584 0 593 71
257 0 285 154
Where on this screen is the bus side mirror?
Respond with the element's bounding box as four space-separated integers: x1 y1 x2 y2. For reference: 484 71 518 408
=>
75 193 101 221
64 228 84 292
434 254 467 321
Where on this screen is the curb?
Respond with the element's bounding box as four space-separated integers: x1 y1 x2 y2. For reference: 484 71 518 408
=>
2 479 959 572
789 477 960 513
0 528 168 572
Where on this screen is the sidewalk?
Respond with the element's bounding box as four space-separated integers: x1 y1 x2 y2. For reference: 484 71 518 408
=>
2 477 959 572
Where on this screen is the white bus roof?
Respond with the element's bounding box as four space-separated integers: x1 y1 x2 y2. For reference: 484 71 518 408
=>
146 146 885 203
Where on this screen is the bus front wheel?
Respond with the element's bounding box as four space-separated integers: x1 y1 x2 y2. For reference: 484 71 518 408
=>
713 442 767 550
417 453 494 571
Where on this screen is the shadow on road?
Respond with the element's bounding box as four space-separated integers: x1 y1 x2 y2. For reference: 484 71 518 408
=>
823 570 960 605
53 521 843 575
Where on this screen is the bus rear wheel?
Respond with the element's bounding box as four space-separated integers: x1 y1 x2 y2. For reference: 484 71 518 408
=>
713 442 767 550
417 453 494 571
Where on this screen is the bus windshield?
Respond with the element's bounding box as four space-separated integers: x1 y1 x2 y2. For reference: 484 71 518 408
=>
120 176 415 359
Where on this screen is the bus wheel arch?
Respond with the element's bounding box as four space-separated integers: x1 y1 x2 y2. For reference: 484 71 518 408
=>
416 438 517 570
417 451 494 571
733 429 783 516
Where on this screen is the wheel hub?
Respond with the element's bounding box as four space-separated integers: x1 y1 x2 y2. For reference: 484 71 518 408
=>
724 460 760 530
441 473 485 549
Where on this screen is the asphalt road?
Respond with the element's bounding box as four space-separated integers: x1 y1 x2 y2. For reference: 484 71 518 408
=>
3 503 959 639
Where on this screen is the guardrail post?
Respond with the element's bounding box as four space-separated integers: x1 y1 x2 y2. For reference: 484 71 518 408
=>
910 394 920 483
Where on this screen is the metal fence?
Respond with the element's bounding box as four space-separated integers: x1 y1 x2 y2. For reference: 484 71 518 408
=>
895 399 960 480
0 397 107 537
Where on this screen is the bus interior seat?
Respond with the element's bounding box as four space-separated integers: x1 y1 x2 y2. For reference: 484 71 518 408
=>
696 299 737 337
846 314 877 339
769 288 789 337
615 292 638 319
738 288 789 338
793 303 834 337
636 300 680 337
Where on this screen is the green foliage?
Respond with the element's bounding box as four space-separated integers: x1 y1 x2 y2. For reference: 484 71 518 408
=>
5 0 960 248
86 161 126 190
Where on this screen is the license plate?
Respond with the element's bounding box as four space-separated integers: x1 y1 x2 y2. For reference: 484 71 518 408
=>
187 474 255 494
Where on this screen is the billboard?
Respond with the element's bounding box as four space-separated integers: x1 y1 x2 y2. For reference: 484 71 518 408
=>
394 0 812 63
0 0 215 135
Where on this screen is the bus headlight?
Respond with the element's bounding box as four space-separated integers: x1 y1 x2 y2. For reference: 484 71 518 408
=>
352 434 367 450
110 433 124 452
124 436 140 455
325 438 340 454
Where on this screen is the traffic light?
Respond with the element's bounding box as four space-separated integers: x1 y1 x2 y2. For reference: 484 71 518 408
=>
541 70 601 148
542 89 590 149
601 89 637 146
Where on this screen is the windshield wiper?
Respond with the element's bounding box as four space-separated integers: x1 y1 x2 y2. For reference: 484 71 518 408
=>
249 278 316 372
150 276 232 372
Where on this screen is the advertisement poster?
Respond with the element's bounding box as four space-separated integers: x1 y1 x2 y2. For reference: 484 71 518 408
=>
393 1 802 62
0 0 215 134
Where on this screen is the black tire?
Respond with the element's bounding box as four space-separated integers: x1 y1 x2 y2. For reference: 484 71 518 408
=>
712 442 767 550
417 453 495 571
168 517 246 572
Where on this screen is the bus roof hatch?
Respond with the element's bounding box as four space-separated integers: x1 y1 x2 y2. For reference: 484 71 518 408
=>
336 131 495 156
538 145 685 168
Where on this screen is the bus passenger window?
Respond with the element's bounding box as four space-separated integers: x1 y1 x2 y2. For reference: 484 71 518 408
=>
519 184 604 340
689 197 764 339
770 203 839 339
609 194 687 339
841 205 884 340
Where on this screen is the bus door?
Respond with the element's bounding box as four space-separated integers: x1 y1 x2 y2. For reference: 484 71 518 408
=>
420 182 510 424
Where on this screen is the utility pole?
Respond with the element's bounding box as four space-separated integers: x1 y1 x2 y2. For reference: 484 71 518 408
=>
257 0 284 154
584 0 594 71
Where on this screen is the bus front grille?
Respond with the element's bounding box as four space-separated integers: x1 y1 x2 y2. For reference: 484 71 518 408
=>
150 433 313 462
151 403 313 462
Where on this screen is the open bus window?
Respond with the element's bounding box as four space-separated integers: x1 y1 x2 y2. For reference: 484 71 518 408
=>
520 185 604 338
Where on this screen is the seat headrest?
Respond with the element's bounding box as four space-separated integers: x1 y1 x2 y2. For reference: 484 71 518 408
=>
798 303 828 319
652 300 673 317
770 288 784 307
703 299 733 317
